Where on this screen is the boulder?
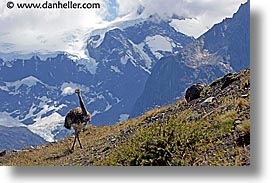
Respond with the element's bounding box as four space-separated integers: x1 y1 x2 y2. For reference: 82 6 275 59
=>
185 84 204 102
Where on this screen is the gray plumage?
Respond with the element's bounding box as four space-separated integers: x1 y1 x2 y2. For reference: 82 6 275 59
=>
64 89 91 150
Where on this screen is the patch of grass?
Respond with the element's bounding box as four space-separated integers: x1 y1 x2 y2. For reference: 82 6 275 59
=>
236 98 249 110
239 70 250 90
0 106 171 166
98 110 240 166
236 120 250 136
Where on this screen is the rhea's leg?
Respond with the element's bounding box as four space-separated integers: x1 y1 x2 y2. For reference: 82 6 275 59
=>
71 130 78 150
77 132 83 149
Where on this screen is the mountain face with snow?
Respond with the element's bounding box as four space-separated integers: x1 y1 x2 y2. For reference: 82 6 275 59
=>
130 1 249 118
84 19 193 123
0 19 193 148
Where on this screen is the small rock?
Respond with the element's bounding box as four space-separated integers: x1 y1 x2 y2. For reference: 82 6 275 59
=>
234 120 242 127
234 120 242 125
241 94 249 98
201 97 217 107
151 116 158 121
102 146 110 153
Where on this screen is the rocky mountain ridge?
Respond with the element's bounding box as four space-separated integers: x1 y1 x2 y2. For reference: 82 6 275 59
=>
131 1 249 118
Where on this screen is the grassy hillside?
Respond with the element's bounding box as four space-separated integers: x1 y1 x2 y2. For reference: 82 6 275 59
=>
0 69 250 166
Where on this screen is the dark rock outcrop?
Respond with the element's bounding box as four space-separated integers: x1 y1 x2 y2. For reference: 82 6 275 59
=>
185 84 204 102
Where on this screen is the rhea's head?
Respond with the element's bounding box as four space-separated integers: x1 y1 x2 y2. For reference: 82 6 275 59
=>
75 88 81 94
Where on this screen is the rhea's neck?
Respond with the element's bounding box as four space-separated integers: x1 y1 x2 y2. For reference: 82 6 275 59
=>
77 93 88 115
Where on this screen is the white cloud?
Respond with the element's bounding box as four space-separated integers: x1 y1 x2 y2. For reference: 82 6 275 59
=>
0 0 247 56
61 82 89 96
0 0 108 56
61 87 75 96
117 0 247 20
116 0 247 37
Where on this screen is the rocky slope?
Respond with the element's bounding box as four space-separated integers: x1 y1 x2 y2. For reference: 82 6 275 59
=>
0 68 250 166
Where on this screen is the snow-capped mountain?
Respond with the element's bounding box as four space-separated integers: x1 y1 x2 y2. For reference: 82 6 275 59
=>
131 1 249 118
0 18 193 147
